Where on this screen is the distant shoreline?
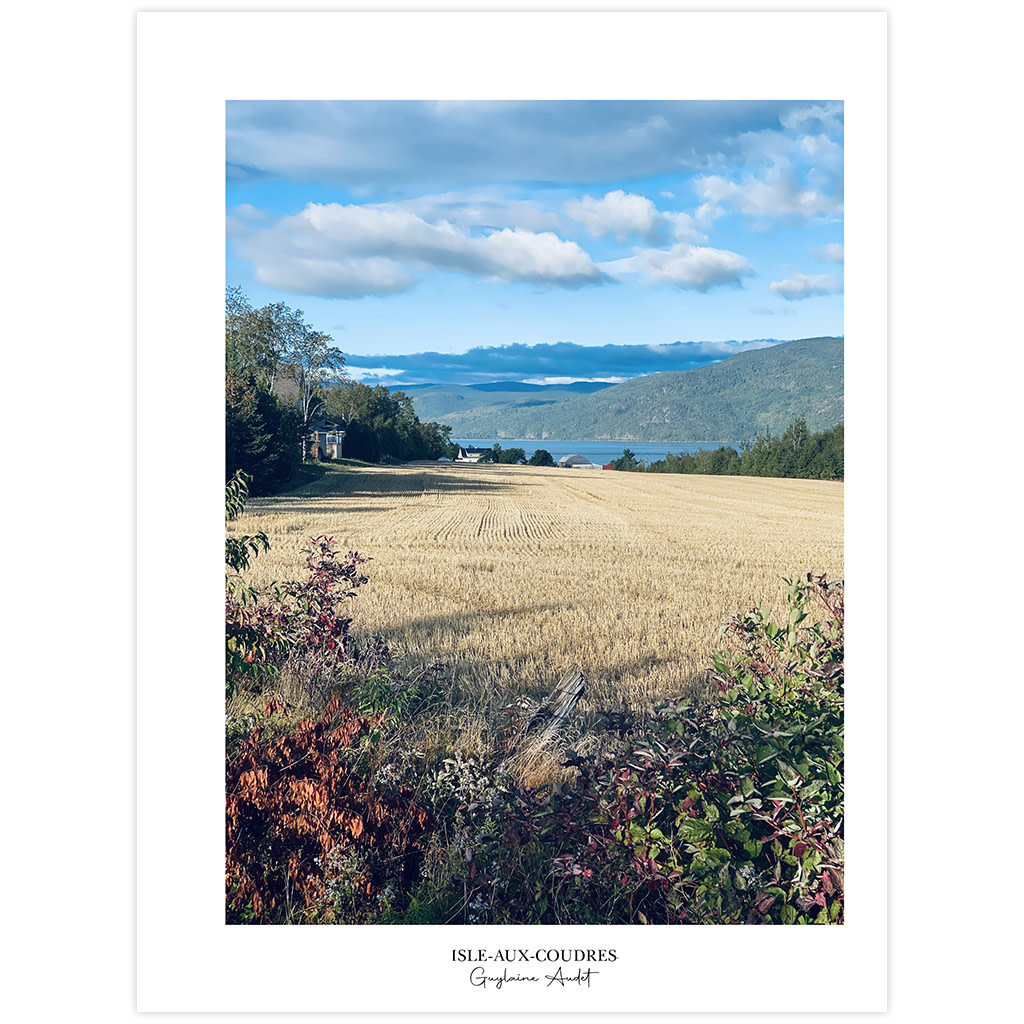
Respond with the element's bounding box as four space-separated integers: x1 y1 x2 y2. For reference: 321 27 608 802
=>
456 438 741 445
451 438 743 466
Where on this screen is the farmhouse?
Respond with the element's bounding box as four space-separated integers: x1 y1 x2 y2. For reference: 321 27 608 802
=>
306 419 346 461
457 446 490 463
558 454 598 468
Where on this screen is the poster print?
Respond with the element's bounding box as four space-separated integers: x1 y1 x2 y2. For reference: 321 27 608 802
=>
224 96 846 928
139 11 886 1013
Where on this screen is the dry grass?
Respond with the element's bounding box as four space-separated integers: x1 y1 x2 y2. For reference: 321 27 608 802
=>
230 461 843 743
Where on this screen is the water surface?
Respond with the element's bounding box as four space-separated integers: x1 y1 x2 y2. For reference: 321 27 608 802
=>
455 438 741 466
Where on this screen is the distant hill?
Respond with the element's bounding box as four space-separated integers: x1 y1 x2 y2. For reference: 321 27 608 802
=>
406 337 843 441
389 380 616 422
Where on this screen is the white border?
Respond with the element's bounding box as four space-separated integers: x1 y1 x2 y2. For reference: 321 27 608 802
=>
138 11 886 1013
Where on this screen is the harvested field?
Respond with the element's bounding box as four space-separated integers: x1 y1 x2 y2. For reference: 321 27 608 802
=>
230 462 843 720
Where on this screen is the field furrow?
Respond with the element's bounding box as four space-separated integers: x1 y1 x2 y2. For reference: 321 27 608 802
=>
230 462 843 713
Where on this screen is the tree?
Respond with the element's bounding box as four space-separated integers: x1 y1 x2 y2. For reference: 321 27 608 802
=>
225 286 348 462
819 423 844 480
339 420 380 463
528 448 556 467
612 448 640 471
778 418 812 476
225 287 306 393
289 328 347 458
646 421 841 480
476 443 501 464
321 382 456 464
416 420 455 461
497 447 527 465
225 369 301 494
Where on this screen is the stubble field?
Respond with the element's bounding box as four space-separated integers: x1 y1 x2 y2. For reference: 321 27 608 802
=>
231 462 843 729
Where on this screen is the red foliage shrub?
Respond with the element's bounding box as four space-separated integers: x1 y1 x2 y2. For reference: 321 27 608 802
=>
226 696 431 923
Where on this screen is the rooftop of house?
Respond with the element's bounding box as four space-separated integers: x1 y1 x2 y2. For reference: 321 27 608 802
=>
308 419 345 434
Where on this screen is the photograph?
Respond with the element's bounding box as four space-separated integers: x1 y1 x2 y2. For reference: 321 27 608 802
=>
223 99 846 928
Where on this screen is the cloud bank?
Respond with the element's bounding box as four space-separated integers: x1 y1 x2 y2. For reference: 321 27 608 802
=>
226 100 820 189
343 338 785 386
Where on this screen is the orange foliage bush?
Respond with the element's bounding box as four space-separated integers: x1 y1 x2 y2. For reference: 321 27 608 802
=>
226 696 431 923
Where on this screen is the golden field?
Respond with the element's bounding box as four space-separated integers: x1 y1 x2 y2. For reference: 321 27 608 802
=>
230 461 843 721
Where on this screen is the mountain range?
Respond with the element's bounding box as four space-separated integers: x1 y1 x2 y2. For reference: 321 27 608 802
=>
391 337 844 442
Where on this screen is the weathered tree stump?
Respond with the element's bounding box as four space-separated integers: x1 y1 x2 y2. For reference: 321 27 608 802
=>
500 666 586 769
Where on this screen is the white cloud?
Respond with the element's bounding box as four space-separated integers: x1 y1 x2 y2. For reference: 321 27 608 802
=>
602 243 755 292
235 201 607 297
344 365 407 380
799 133 843 170
781 102 844 137
695 164 842 223
225 215 251 242
394 192 560 232
694 107 844 225
254 255 415 299
769 271 843 300
662 211 704 243
521 375 628 385
230 203 268 222
735 121 842 173
563 190 704 244
563 190 659 241
694 202 723 231
812 242 844 263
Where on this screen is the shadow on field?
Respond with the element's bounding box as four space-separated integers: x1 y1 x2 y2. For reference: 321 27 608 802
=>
251 468 521 514
248 501 401 517
379 601 571 642
362 603 712 709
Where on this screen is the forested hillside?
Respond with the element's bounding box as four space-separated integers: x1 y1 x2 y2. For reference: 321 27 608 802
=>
394 380 614 422
419 337 843 441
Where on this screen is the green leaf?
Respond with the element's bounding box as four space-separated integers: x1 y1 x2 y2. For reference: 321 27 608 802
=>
678 819 715 842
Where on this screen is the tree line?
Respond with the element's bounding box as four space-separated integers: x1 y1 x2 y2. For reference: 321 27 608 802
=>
322 384 455 464
226 287 457 493
611 419 843 480
477 443 556 466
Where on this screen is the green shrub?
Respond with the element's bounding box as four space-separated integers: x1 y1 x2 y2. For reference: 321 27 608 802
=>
451 574 844 925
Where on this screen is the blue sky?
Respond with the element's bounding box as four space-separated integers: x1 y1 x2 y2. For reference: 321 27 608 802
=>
226 101 843 386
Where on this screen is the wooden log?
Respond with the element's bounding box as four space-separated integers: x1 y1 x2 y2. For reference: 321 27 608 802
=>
501 666 585 766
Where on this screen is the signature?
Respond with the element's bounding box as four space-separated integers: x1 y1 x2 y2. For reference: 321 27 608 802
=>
469 966 599 989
